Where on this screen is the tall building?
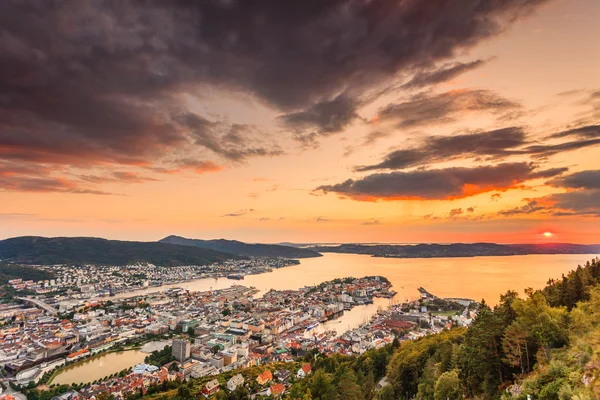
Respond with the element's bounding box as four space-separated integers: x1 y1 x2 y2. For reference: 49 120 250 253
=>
172 338 191 362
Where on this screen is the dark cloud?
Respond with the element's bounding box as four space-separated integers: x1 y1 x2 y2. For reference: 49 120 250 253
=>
376 90 521 128
467 207 475 213
356 127 527 171
177 114 284 162
316 162 566 201
0 0 551 192
498 170 600 218
547 170 600 190
498 199 544 216
545 190 600 217
491 193 502 201
221 209 255 217
548 124 600 139
279 94 360 142
357 123 600 172
401 60 487 90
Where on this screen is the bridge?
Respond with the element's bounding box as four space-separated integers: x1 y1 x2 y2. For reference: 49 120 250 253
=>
16 297 58 315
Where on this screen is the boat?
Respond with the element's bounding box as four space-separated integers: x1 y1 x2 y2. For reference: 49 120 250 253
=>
227 274 244 280
305 322 320 331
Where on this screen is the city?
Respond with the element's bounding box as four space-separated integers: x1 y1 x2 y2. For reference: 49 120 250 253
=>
0 260 477 399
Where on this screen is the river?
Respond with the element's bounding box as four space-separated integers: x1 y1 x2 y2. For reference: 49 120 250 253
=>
58 253 596 384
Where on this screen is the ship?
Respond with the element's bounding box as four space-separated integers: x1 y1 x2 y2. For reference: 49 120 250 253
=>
305 322 320 331
227 274 244 280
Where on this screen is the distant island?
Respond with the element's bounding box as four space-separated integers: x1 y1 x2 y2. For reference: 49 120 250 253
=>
309 242 600 258
159 235 322 258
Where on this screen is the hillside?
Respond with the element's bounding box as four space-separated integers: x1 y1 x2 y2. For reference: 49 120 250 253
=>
159 235 322 258
0 263 55 284
310 242 600 258
0 236 241 266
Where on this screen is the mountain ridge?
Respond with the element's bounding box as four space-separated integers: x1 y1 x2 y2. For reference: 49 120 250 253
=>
0 236 241 266
158 235 322 258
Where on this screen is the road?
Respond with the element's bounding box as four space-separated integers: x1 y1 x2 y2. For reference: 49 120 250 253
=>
16 297 58 315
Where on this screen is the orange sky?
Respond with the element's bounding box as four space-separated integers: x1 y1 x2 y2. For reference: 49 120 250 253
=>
1 0 599 243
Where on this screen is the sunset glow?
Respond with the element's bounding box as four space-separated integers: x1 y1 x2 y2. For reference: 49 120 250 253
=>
0 0 599 244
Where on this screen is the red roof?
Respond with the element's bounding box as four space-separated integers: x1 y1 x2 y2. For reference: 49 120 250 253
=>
269 383 285 395
301 363 311 374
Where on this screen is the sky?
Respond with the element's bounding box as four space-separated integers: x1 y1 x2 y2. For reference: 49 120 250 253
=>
1 0 599 244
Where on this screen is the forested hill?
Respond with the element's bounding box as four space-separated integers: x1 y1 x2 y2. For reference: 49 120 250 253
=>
0 263 55 284
310 242 600 258
292 257 600 400
159 235 322 258
0 236 241 266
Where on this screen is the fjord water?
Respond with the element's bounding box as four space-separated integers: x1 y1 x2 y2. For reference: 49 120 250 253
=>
114 253 598 306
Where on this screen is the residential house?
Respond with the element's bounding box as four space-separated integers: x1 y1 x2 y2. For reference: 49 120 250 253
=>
201 379 220 396
256 370 273 385
297 363 311 378
267 383 285 397
227 374 244 391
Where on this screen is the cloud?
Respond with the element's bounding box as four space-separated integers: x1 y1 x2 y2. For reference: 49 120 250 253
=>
78 171 160 184
343 131 392 157
547 170 600 190
176 160 224 174
498 170 600 217
221 209 255 217
543 170 600 216
376 90 521 128
548 124 600 139
0 175 115 195
545 190 600 217
316 162 566 201
361 219 382 226
401 59 488 90
491 193 502 201
0 0 551 192
177 114 284 162
0 161 117 195
449 208 464 217
356 123 600 172
467 207 475 213
356 127 527 171
498 199 545 216
279 93 360 143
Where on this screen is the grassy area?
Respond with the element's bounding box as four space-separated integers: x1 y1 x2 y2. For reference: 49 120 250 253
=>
430 310 461 316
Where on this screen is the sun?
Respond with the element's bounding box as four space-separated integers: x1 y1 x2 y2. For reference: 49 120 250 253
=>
543 232 553 238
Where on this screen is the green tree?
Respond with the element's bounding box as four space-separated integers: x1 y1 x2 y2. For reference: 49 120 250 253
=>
434 370 461 400
336 369 362 400
177 385 192 399
502 322 530 375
